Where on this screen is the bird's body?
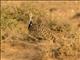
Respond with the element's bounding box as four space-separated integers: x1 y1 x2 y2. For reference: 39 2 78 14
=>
28 21 33 30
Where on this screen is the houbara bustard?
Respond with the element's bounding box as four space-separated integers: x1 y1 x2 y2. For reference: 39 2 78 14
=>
28 12 33 30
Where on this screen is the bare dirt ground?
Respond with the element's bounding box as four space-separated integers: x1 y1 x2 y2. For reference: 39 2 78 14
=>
1 1 80 60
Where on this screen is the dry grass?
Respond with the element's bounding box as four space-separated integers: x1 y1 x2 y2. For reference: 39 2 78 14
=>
1 1 80 60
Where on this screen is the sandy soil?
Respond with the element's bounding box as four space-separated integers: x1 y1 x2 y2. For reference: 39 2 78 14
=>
1 1 80 60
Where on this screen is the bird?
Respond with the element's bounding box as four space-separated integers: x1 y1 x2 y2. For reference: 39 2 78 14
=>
28 20 33 30
28 12 33 30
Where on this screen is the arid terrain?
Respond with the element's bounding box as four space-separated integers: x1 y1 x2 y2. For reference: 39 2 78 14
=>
1 1 80 60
